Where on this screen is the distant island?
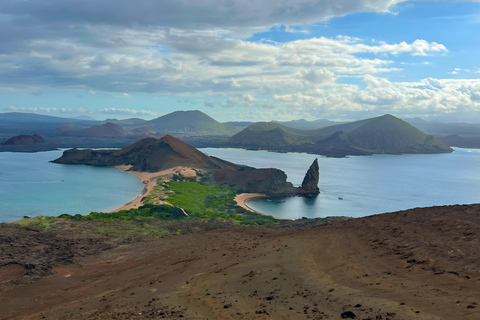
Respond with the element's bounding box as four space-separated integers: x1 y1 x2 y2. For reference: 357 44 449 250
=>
2 134 44 146
0 110 467 155
226 114 452 156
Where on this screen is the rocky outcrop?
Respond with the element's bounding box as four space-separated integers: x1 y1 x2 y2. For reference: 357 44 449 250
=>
2 134 44 145
212 167 298 196
298 158 320 195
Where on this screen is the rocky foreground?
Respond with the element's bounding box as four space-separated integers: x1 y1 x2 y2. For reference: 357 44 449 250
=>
1 204 480 319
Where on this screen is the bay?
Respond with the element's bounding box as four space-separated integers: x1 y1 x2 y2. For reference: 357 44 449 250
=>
199 148 480 219
0 150 144 222
1 147 479 222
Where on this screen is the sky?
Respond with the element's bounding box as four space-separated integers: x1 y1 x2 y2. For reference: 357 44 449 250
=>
0 0 479 122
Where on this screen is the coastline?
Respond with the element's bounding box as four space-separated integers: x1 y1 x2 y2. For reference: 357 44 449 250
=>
111 166 197 212
234 193 267 214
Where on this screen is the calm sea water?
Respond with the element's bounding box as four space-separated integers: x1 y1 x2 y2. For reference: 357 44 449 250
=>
199 148 480 219
0 150 144 222
1 148 479 222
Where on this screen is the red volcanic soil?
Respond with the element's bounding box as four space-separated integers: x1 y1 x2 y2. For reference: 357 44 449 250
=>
1 204 480 319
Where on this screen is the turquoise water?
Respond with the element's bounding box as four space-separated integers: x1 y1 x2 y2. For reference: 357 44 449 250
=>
1 148 479 222
0 150 144 222
199 148 480 219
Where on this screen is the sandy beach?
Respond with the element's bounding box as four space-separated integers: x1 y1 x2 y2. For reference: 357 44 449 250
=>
114 167 267 214
234 193 267 212
112 166 197 212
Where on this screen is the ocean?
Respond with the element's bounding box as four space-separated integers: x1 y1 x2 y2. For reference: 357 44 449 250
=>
1 147 479 222
0 150 144 222
199 147 480 219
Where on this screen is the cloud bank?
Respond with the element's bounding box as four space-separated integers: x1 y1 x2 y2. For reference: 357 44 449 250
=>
0 0 478 121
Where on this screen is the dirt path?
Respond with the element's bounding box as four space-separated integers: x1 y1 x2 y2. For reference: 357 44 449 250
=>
1 204 480 319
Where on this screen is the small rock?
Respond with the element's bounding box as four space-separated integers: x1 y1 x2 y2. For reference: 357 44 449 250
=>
341 311 356 319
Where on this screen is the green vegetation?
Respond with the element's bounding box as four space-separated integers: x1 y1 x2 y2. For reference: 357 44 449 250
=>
228 114 452 155
58 204 186 221
48 173 278 227
229 122 316 147
164 174 278 226
15 215 172 238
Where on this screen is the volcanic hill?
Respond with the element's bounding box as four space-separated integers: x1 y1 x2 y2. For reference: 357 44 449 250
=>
124 110 243 136
229 114 452 156
80 122 131 138
53 135 319 196
2 134 45 146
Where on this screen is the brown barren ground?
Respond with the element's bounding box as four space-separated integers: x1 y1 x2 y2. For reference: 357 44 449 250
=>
1 204 480 319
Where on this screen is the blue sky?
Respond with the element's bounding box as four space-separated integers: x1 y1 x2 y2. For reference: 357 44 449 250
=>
0 0 479 122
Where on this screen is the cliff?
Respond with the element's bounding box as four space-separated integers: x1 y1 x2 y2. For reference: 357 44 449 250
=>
212 167 298 196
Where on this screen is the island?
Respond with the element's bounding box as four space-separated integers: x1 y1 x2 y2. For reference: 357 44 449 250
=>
52 135 321 214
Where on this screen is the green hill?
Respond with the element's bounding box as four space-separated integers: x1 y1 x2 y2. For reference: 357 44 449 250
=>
138 110 242 136
346 114 452 154
229 122 315 147
228 114 452 156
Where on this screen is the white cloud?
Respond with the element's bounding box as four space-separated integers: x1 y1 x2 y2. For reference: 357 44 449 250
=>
0 0 477 122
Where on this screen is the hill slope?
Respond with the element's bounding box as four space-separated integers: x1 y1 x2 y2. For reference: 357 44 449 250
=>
229 122 315 147
53 135 238 172
80 123 132 138
346 114 452 154
228 114 452 156
139 110 242 136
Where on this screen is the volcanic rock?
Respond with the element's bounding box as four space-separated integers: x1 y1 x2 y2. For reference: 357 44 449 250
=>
212 167 298 196
299 158 320 195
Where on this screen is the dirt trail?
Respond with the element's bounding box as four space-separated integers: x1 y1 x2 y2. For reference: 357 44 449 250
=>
1 204 480 319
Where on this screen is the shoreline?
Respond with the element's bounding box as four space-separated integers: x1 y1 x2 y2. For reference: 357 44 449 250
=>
234 193 267 214
111 166 197 212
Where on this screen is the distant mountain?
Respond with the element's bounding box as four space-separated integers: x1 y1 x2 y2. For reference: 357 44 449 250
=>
0 112 75 123
137 110 242 136
345 114 451 154
229 114 452 156
223 119 340 130
80 123 131 138
2 134 44 146
437 134 465 147
222 121 255 127
229 122 315 147
114 118 148 127
73 115 97 121
277 119 340 130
